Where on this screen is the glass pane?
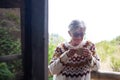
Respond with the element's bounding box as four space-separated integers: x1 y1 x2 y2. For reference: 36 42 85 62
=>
0 8 23 80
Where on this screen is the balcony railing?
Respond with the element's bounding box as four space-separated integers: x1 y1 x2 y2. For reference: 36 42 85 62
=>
0 54 22 62
92 70 120 80
0 54 120 80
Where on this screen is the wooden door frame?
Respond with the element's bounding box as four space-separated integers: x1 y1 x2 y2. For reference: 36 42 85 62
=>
0 0 48 80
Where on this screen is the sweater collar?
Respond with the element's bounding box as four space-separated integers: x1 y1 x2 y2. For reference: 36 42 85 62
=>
65 41 85 49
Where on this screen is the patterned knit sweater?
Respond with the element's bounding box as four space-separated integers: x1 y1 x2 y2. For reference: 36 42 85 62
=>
48 41 100 80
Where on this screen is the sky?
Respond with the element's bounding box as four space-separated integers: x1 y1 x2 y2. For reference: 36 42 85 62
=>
48 0 120 43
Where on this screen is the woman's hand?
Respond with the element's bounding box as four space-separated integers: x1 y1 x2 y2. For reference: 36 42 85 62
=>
82 48 92 60
66 49 77 57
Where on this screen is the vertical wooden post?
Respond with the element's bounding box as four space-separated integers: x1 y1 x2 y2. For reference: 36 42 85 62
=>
21 0 32 80
21 0 48 80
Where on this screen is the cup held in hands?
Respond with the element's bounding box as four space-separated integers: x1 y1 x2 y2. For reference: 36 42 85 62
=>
77 48 83 55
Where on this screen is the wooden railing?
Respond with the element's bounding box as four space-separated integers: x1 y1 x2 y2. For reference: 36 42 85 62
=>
0 54 22 62
92 70 120 80
0 54 23 80
0 55 120 80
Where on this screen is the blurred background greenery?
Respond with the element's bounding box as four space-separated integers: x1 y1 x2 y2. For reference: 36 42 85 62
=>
0 8 22 80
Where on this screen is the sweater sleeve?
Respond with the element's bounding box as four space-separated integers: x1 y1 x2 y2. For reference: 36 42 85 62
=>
48 44 69 75
86 41 100 71
90 53 100 71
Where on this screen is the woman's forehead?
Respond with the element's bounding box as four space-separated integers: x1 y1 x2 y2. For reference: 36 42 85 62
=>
72 27 85 33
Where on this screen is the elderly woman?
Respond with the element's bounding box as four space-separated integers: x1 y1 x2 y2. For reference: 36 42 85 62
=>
48 20 100 80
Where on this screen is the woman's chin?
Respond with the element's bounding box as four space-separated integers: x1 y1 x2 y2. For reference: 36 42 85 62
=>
73 43 79 46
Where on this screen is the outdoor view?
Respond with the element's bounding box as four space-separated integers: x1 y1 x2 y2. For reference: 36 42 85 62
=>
0 0 120 80
48 0 120 80
0 8 23 80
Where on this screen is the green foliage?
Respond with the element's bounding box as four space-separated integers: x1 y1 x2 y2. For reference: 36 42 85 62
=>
48 76 53 80
48 42 56 63
48 34 65 63
0 27 22 78
5 12 20 24
115 36 120 42
48 34 65 79
110 46 120 72
0 9 22 79
111 55 120 72
111 36 120 45
96 41 116 61
0 27 21 55
0 63 15 80
96 36 120 71
49 34 65 45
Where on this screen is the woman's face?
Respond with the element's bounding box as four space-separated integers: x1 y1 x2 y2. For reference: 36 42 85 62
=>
69 28 85 46
71 37 83 46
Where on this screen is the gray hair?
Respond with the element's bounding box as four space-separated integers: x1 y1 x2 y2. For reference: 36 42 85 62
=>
68 20 86 33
